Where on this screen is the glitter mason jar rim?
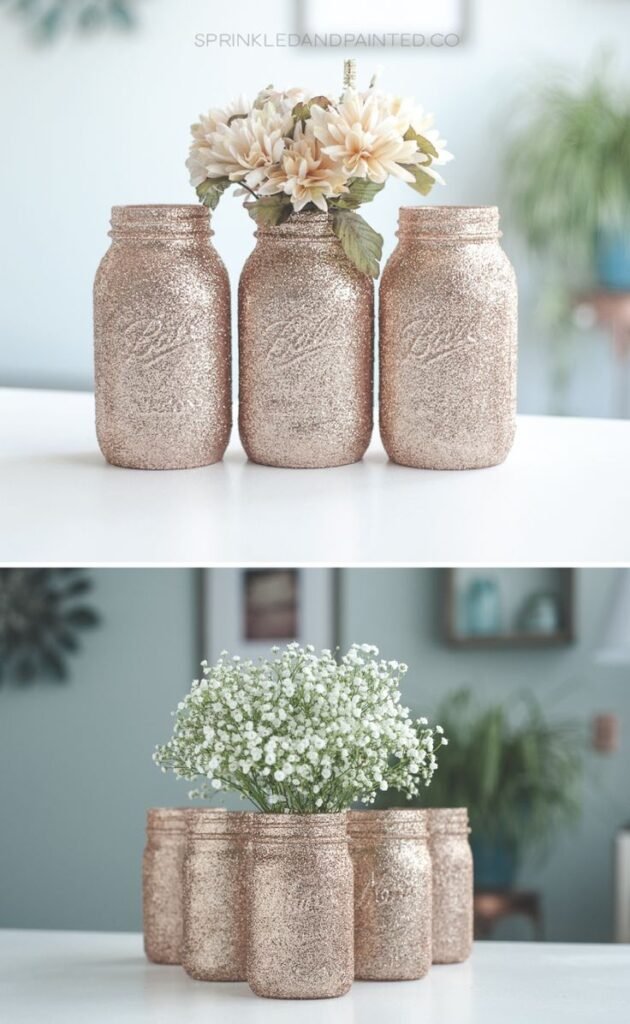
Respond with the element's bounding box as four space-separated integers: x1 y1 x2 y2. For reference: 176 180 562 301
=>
253 210 339 241
397 205 500 241
428 807 471 835
146 807 188 833
249 811 348 840
347 808 429 839
185 808 253 838
110 204 212 240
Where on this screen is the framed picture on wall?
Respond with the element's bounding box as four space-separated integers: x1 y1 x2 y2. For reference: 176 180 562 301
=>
297 0 469 46
201 569 339 662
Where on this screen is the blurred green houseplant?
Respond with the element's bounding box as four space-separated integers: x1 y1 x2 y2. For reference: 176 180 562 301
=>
379 688 584 888
1 0 136 42
503 65 630 277
502 64 630 406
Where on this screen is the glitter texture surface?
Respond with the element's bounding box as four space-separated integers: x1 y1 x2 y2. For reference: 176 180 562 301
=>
181 809 252 982
247 813 354 999
379 206 518 470
94 205 231 470
238 213 373 468
142 808 187 964
429 807 474 964
348 809 432 981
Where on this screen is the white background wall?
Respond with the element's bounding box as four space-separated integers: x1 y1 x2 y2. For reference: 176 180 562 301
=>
1 0 630 413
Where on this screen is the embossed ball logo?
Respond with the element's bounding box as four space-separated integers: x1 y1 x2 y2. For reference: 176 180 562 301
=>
121 315 205 369
263 311 342 367
400 317 477 365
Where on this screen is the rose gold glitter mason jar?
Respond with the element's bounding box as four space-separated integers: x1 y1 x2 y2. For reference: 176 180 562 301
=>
348 809 432 980
94 204 231 469
428 807 473 964
142 807 187 964
247 813 354 999
380 206 517 469
182 809 251 981
239 212 373 468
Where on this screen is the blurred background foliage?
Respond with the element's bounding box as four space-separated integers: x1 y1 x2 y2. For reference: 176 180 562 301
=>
0 0 137 41
0 568 100 683
377 687 585 887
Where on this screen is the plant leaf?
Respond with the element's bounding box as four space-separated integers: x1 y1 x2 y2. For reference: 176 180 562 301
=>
329 179 385 210
196 177 231 211
404 127 440 161
291 102 312 125
402 164 437 197
64 608 100 628
330 210 383 278
108 1 135 28
245 196 293 227
309 95 331 110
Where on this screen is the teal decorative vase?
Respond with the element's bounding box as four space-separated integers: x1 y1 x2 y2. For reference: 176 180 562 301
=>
471 836 518 889
595 228 630 291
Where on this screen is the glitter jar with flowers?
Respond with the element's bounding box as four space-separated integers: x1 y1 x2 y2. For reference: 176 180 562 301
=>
154 642 444 999
187 64 451 467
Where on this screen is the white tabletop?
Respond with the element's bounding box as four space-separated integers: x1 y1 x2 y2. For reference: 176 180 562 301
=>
1 387 629 564
1 930 628 1023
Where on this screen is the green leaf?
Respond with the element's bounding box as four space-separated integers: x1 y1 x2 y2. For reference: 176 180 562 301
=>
78 5 105 31
291 96 331 129
329 178 385 210
245 196 293 227
404 127 440 161
196 177 231 211
108 1 135 28
291 101 312 125
330 209 383 278
402 164 437 197
41 647 67 681
64 608 100 628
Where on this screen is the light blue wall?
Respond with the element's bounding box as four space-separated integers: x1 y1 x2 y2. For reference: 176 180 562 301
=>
0 568 628 940
0 570 199 932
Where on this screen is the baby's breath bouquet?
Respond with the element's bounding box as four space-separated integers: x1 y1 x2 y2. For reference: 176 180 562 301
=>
154 643 445 814
186 64 452 277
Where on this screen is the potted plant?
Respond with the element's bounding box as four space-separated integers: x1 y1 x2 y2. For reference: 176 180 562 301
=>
503 64 630 291
377 688 583 889
154 643 443 998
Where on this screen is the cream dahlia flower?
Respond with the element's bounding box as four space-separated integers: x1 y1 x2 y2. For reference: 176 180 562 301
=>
199 102 293 189
259 124 349 212
254 86 308 115
380 93 453 168
186 96 251 187
310 88 421 184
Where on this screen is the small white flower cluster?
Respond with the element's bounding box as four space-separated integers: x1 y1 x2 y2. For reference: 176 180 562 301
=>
187 79 451 214
153 643 444 814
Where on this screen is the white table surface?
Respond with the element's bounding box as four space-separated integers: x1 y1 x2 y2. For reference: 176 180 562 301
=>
1 930 628 1024
1 387 629 564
